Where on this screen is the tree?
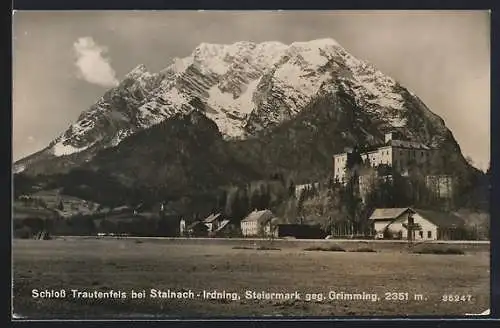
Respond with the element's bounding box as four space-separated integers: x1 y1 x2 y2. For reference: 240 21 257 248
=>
215 189 227 213
249 185 262 210
224 187 239 218
327 175 334 191
341 163 365 234
310 183 318 197
297 190 306 221
57 200 64 211
231 187 250 220
259 183 271 209
288 180 296 198
465 156 475 167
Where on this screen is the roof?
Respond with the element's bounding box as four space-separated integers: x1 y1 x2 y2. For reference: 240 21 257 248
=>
241 209 274 223
414 209 465 228
112 205 133 212
368 207 465 228
262 217 285 226
368 208 412 220
335 140 430 159
214 220 231 233
203 213 221 223
387 139 430 150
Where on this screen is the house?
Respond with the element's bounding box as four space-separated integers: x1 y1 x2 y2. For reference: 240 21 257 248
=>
133 203 146 215
333 132 432 184
179 218 186 236
203 213 222 232
212 219 232 237
262 217 285 237
187 221 208 237
295 182 321 199
240 209 275 237
368 207 465 241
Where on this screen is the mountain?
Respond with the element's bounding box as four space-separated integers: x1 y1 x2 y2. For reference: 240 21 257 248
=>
14 38 437 174
13 38 482 207
85 110 261 192
29 110 261 208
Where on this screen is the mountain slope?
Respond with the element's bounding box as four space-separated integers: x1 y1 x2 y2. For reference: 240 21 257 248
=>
15 38 444 175
229 79 476 185
83 110 262 195
13 37 483 210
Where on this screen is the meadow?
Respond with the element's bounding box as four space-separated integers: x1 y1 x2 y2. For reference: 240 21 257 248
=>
12 237 490 319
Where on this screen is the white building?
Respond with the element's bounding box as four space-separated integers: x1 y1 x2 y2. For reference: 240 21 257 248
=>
295 182 320 199
179 218 186 236
240 209 275 237
368 207 465 240
333 132 432 183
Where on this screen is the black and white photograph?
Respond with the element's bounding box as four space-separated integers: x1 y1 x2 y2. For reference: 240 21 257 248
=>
12 10 491 319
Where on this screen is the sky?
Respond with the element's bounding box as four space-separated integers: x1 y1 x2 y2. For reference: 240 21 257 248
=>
12 10 490 171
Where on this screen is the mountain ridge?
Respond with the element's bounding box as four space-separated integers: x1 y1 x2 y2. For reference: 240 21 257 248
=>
13 37 481 204
15 38 430 174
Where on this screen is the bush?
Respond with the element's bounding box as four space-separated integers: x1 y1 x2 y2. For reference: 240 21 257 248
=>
232 245 281 251
413 246 465 255
304 245 346 252
256 246 281 251
349 247 377 253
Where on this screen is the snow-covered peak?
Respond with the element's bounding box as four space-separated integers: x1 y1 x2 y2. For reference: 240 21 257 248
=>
171 57 194 74
291 38 342 50
176 39 347 77
125 64 148 79
190 43 230 75
18 37 431 173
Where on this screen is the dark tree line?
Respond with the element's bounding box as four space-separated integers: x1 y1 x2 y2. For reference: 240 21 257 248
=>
224 181 279 221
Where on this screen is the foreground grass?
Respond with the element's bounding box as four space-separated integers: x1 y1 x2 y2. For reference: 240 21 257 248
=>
13 238 490 319
412 246 465 255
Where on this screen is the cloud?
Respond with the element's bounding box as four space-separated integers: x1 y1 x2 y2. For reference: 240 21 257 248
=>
73 36 119 87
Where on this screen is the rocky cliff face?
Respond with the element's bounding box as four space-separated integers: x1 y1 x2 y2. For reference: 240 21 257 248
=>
14 38 472 185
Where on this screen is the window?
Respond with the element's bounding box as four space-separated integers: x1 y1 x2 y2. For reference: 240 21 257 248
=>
419 231 423 238
427 231 432 238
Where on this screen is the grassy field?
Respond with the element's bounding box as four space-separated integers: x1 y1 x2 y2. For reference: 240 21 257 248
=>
12 237 490 319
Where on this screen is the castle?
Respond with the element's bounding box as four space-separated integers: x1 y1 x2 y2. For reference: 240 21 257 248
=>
332 131 432 184
332 131 455 203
